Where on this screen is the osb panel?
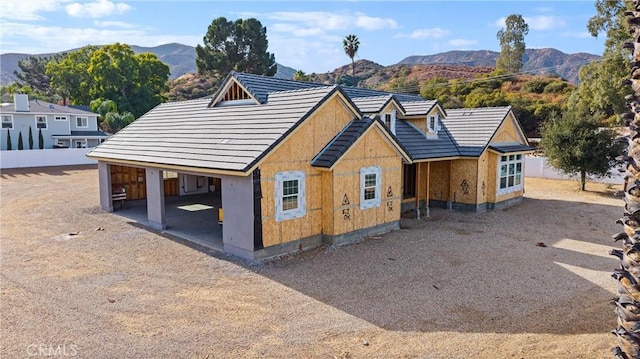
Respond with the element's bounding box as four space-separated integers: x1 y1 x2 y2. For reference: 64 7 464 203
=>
382 102 401 114
110 165 146 200
429 160 450 202
405 118 426 133
321 172 334 235
486 152 498 203
330 127 402 236
257 96 356 248
450 159 478 204
476 151 489 203
492 114 525 144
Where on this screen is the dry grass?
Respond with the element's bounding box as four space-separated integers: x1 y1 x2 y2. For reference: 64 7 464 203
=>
0 167 624 358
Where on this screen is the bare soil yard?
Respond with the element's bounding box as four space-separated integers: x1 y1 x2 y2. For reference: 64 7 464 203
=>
0 166 624 358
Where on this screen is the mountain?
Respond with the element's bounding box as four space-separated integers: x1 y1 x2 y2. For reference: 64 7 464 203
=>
1 43 598 86
0 43 297 85
397 48 600 84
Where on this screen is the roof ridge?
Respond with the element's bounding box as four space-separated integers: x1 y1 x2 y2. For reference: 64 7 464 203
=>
268 84 337 95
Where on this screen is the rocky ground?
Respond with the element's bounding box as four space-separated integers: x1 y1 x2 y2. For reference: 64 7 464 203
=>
0 166 623 358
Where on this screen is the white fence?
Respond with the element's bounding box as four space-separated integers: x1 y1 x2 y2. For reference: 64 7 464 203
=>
525 155 624 185
1 148 96 169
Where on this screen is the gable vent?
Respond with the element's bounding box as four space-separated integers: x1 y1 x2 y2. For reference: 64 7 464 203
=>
223 82 251 101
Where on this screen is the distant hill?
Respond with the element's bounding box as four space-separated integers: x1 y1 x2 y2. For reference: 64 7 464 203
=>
397 48 600 84
1 43 598 86
0 43 297 85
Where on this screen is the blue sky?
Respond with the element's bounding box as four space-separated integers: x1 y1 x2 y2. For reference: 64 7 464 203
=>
0 0 605 73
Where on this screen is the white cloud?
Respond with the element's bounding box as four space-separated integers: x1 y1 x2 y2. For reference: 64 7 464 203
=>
93 20 136 29
0 0 60 21
562 31 591 39
0 22 200 54
448 39 478 48
495 15 566 31
238 11 397 32
65 0 132 18
394 28 450 40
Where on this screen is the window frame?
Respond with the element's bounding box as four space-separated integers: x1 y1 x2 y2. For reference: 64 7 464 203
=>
497 154 523 196
360 166 382 210
35 115 47 130
74 139 87 148
54 115 68 121
2 115 13 129
428 114 439 133
76 116 88 128
275 171 306 222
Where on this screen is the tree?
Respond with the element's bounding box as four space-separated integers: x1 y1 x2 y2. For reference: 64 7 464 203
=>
293 70 308 81
17 132 23 150
343 34 360 76
540 111 621 191
46 46 98 105
46 44 169 118
6 131 12 150
103 111 135 133
196 17 276 83
495 15 529 74
38 128 43 149
14 54 63 100
28 126 33 149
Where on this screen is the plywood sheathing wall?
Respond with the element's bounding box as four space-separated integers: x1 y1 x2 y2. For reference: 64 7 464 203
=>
486 152 498 203
492 114 523 143
405 117 426 132
259 96 354 248
450 159 478 205
476 151 489 204
429 160 451 202
110 165 147 200
330 127 403 236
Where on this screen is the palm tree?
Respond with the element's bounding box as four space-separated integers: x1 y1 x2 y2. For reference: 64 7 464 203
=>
343 34 360 76
292 70 308 81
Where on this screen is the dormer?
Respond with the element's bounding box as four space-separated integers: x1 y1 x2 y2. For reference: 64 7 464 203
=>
426 107 443 139
209 74 260 107
380 100 401 135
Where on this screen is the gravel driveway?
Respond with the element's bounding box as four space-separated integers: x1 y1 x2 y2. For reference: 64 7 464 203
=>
1 166 622 358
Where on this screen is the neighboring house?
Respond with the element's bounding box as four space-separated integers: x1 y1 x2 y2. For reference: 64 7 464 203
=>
87 72 533 260
0 94 108 150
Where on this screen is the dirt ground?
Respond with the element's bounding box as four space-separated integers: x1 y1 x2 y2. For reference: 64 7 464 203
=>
0 166 625 358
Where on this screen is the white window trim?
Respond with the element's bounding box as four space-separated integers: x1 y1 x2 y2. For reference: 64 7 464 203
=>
54 115 68 121
275 171 306 222
74 139 87 148
2 115 13 129
382 109 397 135
35 115 47 130
360 166 382 210
496 154 523 196
428 114 440 133
76 116 88 128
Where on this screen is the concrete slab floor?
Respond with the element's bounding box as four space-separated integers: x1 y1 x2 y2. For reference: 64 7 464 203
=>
112 192 223 251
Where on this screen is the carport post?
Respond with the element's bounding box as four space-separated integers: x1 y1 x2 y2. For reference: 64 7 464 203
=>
145 168 166 230
98 162 113 212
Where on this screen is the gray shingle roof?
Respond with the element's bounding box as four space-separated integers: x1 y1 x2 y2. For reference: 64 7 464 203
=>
489 143 535 153
222 71 325 104
350 95 393 114
341 87 423 102
1 100 97 115
442 106 512 156
311 117 375 168
88 86 340 172
401 100 438 116
395 121 460 160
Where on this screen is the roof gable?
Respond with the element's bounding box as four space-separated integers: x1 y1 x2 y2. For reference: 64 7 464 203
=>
311 117 409 170
441 106 513 156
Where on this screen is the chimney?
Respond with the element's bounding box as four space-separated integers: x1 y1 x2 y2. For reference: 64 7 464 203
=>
14 94 29 112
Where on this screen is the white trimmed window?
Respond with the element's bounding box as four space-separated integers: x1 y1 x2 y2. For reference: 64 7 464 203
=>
383 110 397 134
360 166 382 210
275 171 306 222
428 114 439 133
36 115 47 129
76 117 88 128
2 115 13 129
497 154 523 195
74 139 87 148
54 116 67 121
